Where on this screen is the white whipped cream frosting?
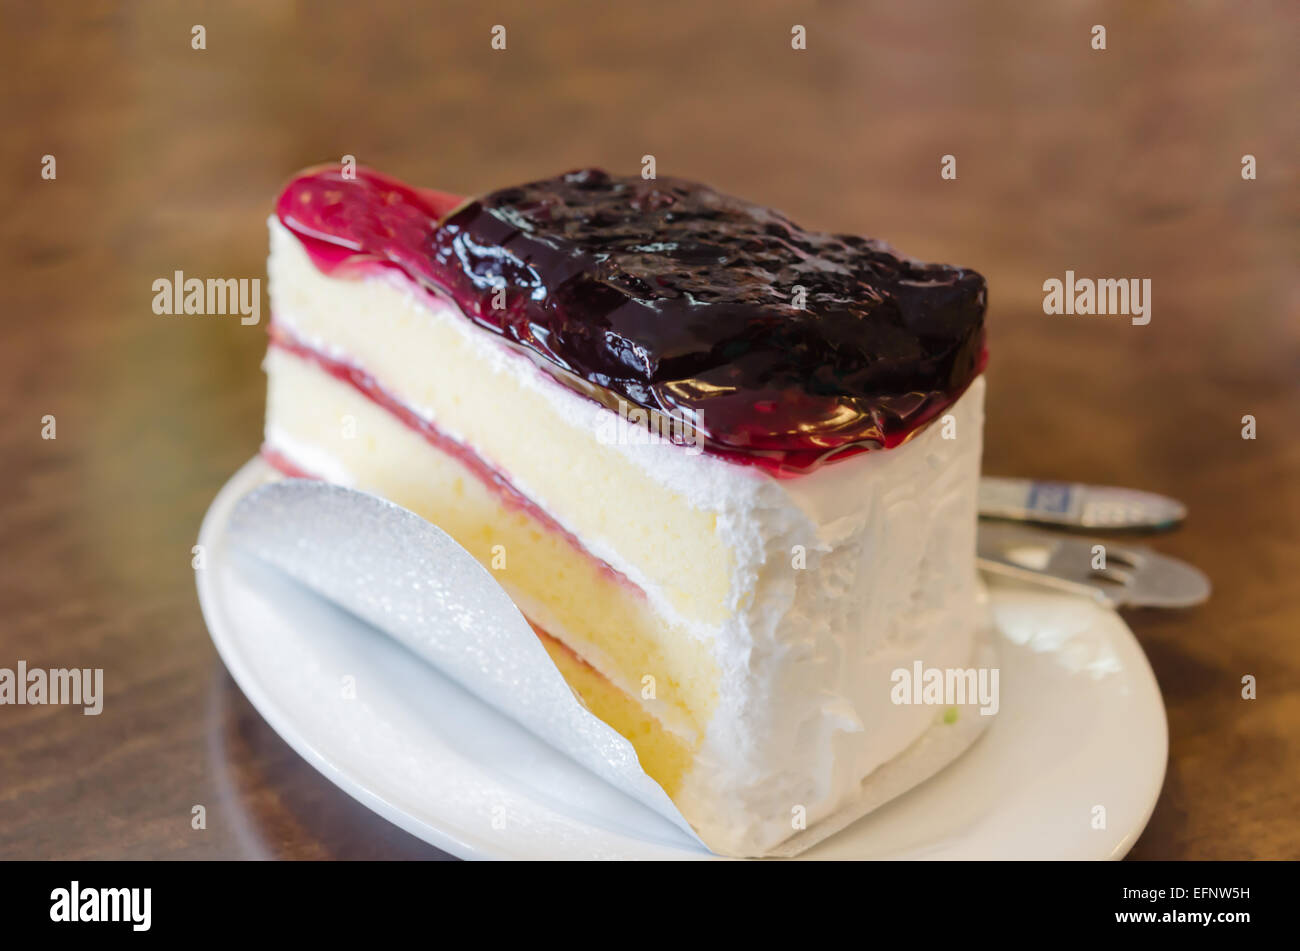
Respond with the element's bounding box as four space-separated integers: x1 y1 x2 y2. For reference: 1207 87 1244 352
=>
563 376 987 854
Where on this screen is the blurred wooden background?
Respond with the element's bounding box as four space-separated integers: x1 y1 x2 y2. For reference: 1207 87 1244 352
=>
0 0 1296 858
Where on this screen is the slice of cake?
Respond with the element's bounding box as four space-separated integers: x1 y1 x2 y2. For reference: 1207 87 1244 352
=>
262 165 989 855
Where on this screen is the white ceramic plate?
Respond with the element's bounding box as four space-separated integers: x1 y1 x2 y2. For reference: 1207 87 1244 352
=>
197 458 1167 860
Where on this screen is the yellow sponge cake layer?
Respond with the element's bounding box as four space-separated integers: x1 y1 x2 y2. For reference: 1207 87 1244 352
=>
269 221 732 627
264 345 718 742
535 627 692 798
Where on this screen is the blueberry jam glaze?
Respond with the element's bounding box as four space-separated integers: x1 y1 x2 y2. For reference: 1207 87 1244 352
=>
275 166 987 475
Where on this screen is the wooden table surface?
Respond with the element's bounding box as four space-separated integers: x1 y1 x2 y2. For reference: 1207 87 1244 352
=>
1 1 1296 860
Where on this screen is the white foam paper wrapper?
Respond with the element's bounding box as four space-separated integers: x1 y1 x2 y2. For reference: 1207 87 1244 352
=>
228 478 995 858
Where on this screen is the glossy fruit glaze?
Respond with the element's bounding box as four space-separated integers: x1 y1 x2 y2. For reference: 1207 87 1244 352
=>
276 165 987 475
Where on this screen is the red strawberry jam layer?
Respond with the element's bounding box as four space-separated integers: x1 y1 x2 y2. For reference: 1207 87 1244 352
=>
275 165 987 475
